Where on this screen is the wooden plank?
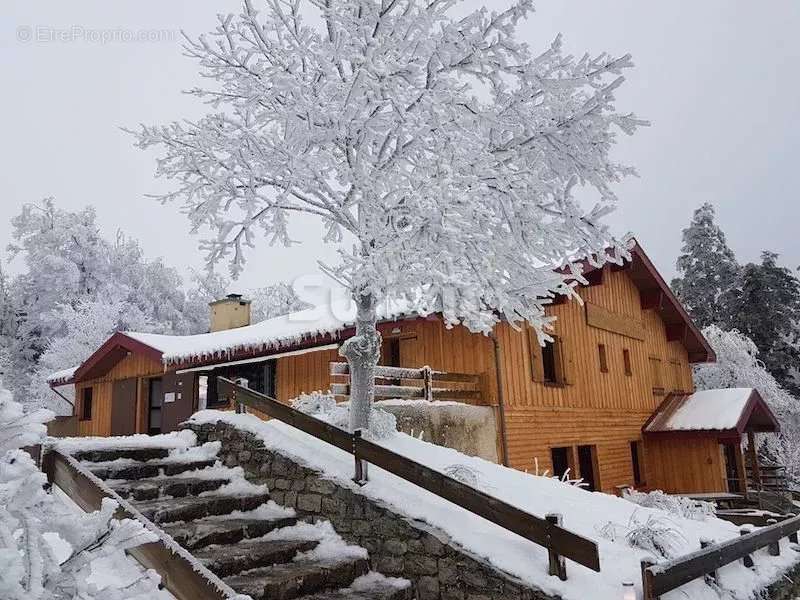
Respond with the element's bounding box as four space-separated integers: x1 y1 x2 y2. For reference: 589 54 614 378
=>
585 302 646 341
330 383 425 400
648 514 800 596
354 436 601 572
217 378 354 453
330 362 480 384
41 450 238 600
432 389 482 401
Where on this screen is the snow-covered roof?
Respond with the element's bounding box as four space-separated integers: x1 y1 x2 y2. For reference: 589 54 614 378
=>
47 365 79 386
127 298 419 366
643 388 779 435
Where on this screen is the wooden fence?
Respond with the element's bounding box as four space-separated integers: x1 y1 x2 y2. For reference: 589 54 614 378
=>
41 448 242 600
329 362 484 403
641 513 800 599
217 377 601 579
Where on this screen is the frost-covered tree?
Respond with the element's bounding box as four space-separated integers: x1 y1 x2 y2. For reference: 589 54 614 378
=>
727 252 800 395
0 381 161 599
29 297 156 413
694 325 800 484
671 203 739 329
251 282 311 323
132 0 644 430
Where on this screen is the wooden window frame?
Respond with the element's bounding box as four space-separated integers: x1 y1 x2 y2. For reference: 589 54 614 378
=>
528 328 569 386
630 440 645 487
598 344 609 373
622 348 633 376
80 386 93 421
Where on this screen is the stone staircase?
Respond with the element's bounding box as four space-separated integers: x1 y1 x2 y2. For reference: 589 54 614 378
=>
73 445 411 600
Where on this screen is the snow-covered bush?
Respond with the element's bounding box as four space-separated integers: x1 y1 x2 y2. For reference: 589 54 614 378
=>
0 381 161 599
291 391 397 440
624 513 687 559
622 489 716 521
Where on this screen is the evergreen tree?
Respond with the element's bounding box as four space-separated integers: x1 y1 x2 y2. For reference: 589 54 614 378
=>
728 251 800 395
671 203 739 328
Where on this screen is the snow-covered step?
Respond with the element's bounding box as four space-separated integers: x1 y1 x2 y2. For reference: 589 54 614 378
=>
194 538 319 578
296 575 413 600
132 492 271 524
224 557 370 600
71 447 171 463
162 515 298 550
87 458 217 480
107 476 231 501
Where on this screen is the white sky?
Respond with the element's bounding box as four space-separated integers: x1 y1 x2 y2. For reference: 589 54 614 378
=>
1 1 799 292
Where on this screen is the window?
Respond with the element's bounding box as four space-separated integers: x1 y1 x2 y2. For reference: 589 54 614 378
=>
81 387 93 421
542 340 558 383
669 360 683 393
197 375 209 410
630 441 644 486
202 359 278 408
550 446 575 480
598 344 609 373
623 349 633 376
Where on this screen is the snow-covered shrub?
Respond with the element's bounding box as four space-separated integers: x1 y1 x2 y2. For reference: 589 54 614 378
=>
290 392 397 440
624 513 687 559
623 489 716 521
0 380 161 599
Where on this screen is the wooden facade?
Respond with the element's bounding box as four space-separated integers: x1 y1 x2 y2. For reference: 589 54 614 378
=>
65 245 756 496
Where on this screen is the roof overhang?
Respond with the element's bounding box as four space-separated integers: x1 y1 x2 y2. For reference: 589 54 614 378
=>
643 389 780 440
71 331 164 383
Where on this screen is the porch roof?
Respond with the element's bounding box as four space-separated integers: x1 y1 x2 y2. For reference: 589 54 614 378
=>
643 388 780 438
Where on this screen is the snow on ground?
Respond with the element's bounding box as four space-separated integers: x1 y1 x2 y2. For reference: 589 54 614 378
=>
190 410 800 600
53 429 198 454
262 520 368 563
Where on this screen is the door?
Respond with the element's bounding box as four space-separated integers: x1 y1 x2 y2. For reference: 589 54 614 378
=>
161 372 196 433
722 443 741 493
550 447 574 480
577 445 600 492
111 378 137 436
148 378 163 435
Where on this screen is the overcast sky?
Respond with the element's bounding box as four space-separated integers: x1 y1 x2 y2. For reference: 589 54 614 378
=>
2 1 799 294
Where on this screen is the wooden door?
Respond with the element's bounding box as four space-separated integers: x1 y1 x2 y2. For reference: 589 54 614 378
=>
111 378 137 436
578 445 600 492
161 372 196 433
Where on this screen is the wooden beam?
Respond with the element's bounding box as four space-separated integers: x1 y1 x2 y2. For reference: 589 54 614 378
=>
585 302 646 341
665 324 687 342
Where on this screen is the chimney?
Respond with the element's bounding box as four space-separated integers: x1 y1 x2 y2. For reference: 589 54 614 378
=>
209 294 252 332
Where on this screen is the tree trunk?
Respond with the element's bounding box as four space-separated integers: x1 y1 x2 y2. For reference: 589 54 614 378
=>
339 292 381 432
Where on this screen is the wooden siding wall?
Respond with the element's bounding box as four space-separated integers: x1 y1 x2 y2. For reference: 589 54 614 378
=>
644 437 727 494
75 354 164 437
496 268 696 493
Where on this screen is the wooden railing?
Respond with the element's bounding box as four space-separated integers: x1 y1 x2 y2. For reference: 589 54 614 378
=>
41 448 242 600
641 513 800 599
217 377 600 579
329 362 484 403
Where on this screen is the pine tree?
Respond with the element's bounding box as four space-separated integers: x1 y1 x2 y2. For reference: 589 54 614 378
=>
728 251 800 395
671 203 739 329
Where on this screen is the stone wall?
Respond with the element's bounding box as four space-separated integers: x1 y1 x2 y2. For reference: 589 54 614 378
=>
186 420 554 600
186 420 800 600
375 401 499 463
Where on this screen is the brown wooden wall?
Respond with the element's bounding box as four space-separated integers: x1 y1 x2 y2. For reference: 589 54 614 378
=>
75 353 164 437
644 437 728 494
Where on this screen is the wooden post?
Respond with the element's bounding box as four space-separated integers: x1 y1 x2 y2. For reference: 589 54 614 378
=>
740 526 754 568
788 514 798 544
422 366 433 402
747 430 762 508
640 558 658 600
700 539 717 584
767 519 781 556
352 429 368 485
545 513 567 581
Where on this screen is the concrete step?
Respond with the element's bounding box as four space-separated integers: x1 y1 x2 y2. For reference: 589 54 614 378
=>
88 459 217 481
196 539 318 578
133 493 270 524
297 579 413 600
225 558 370 600
108 476 230 501
72 447 171 463
163 516 298 550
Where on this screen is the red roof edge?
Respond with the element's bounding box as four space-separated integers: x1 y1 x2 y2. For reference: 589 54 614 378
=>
72 331 164 383
629 240 716 363
734 389 781 434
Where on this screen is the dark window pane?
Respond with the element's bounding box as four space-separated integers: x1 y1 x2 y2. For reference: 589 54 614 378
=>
542 341 557 383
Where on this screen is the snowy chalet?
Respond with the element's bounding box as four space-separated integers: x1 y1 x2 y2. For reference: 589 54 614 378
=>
48 241 780 498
